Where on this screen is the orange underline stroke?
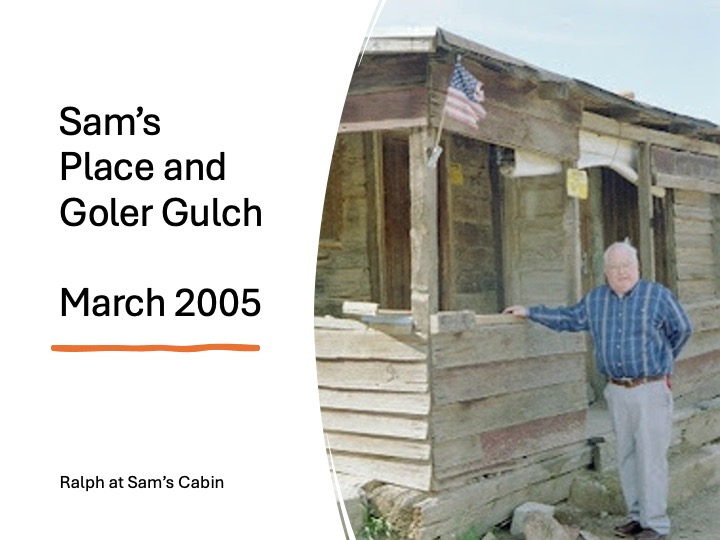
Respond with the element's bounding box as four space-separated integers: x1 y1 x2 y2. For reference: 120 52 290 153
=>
51 344 260 353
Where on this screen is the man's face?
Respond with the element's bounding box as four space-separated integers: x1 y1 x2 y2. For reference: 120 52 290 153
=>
604 247 640 296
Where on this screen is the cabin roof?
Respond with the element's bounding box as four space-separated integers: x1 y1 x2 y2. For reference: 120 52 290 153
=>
366 26 720 144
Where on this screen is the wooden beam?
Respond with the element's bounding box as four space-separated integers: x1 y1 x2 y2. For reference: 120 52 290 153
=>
489 145 506 309
655 173 720 195
638 142 656 279
563 163 582 304
587 168 605 287
537 80 570 101
713 195 720 296
409 128 440 335
368 132 386 305
582 111 720 158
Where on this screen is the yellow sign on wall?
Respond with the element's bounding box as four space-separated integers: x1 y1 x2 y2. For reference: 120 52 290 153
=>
449 162 464 186
566 168 588 199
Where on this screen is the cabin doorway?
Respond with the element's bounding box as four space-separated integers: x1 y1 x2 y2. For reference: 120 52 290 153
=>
580 166 673 402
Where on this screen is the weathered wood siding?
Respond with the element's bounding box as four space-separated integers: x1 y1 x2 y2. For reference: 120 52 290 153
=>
440 136 499 313
673 189 718 302
316 133 374 315
675 300 720 405
316 317 433 491
340 54 429 131
316 315 590 493
504 173 571 306
429 317 588 489
428 58 581 160
653 147 720 405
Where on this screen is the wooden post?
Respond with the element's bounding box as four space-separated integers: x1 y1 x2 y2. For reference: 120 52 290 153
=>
563 163 583 305
587 168 605 288
409 127 439 336
367 131 386 305
489 145 506 311
713 194 720 296
584 167 607 403
638 142 656 279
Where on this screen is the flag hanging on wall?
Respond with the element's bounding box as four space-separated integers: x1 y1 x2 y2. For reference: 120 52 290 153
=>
443 57 487 129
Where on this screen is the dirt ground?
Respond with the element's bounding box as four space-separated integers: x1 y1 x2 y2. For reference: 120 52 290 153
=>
492 482 720 539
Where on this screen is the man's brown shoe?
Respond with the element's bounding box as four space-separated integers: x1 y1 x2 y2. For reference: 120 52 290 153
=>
613 520 643 537
636 529 667 540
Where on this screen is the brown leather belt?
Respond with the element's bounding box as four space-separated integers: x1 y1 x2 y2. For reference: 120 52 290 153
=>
609 375 667 388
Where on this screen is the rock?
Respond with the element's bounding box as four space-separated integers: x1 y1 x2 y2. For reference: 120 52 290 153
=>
523 512 576 540
510 502 555 536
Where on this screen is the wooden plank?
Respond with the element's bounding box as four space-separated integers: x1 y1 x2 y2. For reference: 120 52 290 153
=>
316 359 428 392
432 323 526 368
674 203 714 222
348 53 429 93
434 410 586 479
419 442 591 524
687 300 720 332
321 409 429 439
563 167 583 304
431 381 587 441
340 87 428 130
680 328 720 362
638 143 656 279
443 96 579 160
489 143 506 310
582 111 720 158
678 279 717 303
655 172 720 194
674 348 720 403
652 145 720 182
664 189 679 295
475 410 586 469
314 328 427 360
713 194 720 296
427 60 580 159
362 36 437 55
342 301 379 317
409 127 439 335
429 310 476 334
420 471 577 539
431 321 586 369
318 388 430 415
324 431 431 461
431 59 582 125
368 131 384 305
675 188 714 206
432 353 585 405
677 262 716 281
674 218 714 236
329 452 432 492
339 118 426 133
314 316 367 331
673 231 714 250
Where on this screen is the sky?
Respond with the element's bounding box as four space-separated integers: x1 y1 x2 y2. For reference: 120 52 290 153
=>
374 0 720 125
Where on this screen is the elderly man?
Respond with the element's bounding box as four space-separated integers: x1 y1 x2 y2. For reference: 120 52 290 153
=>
504 241 692 540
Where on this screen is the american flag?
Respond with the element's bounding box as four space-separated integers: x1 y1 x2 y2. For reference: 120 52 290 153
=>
443 58 487 129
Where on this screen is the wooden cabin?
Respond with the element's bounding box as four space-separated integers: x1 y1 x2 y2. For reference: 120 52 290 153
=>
315 27 720 538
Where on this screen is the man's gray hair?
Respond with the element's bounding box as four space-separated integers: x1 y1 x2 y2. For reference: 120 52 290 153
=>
603 239 638 265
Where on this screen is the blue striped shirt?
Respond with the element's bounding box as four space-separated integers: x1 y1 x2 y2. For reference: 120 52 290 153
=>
528 280 693 379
